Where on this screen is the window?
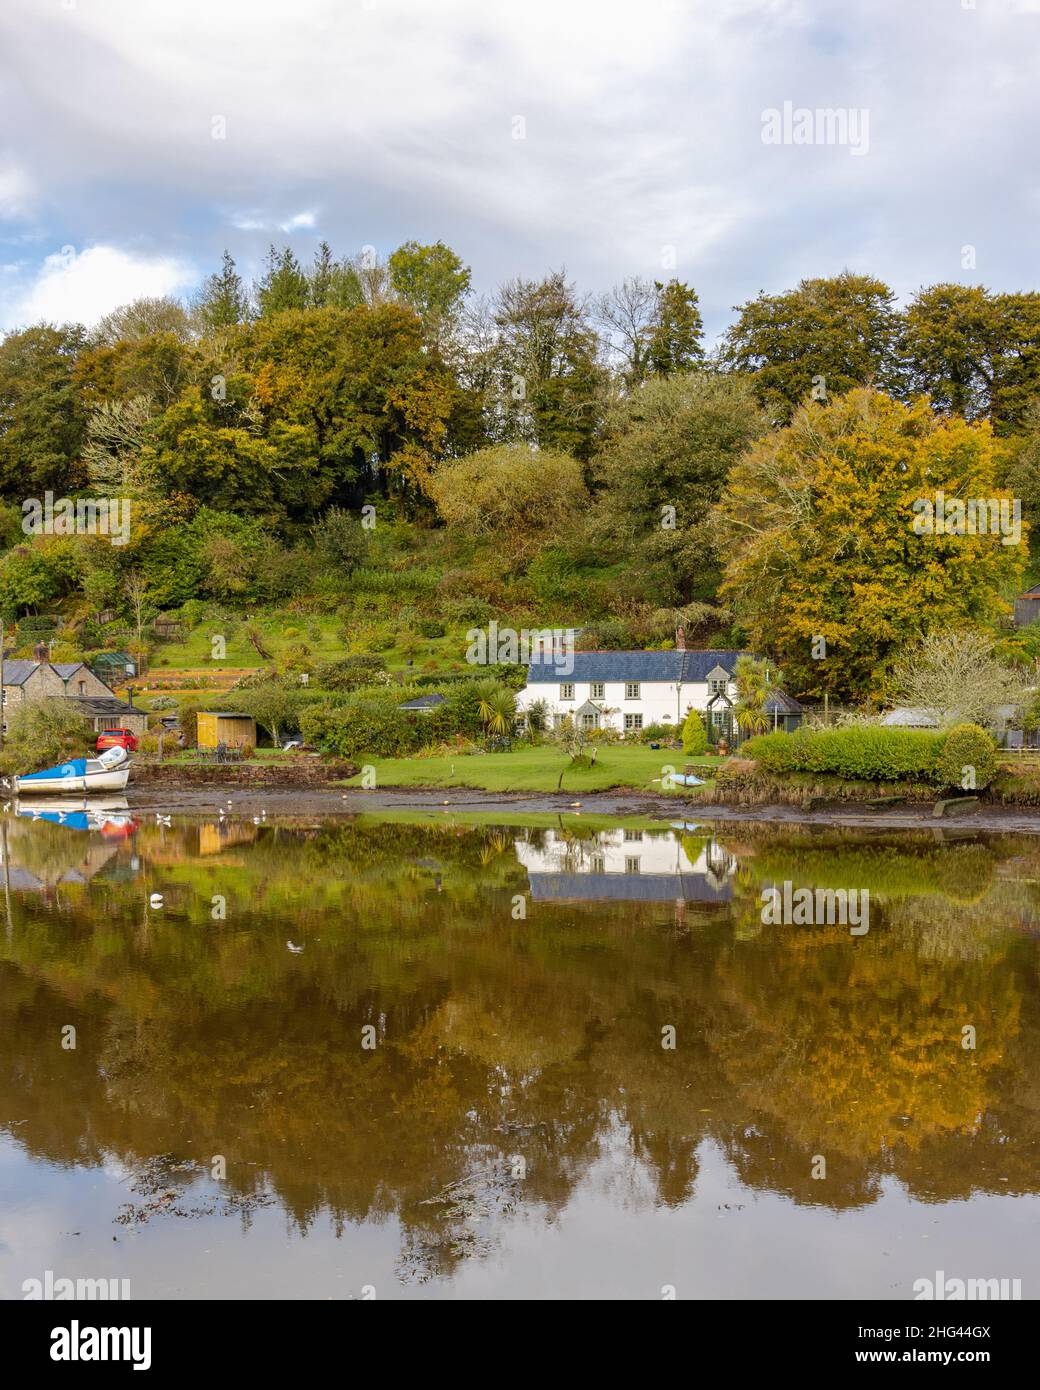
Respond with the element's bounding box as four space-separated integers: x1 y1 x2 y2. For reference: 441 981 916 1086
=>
624 682 640 700
624 713 643 731
625 856 641 874
712 710 727 727
591 682 605 700
624 829 643 842
590 854 605 874
560 683 574 700
78 680 86 694
580 712 598 730
709 677 727 695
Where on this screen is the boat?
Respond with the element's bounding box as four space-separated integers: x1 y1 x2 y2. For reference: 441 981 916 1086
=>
13 746 131 795
667 771 705 788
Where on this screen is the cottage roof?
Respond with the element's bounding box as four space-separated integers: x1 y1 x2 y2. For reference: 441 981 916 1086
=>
398 693 447 710
71 697 139 718
880 706 939 728
765 690 805 714
527 872 733 904
53 663 85 679
525 649 750 684
1 659 38 686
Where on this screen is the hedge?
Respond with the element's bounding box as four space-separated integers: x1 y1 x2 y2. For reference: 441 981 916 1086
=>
740 724 998 788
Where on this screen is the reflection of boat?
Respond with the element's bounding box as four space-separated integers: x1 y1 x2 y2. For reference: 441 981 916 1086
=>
16 797 137 835
14 747 130 795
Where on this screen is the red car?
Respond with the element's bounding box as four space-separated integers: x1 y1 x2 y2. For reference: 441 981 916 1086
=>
96 728 139 754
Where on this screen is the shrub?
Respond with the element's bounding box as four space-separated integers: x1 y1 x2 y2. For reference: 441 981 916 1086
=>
681 708 708 755
300 695 420 759
741 726 945 782
0 699 93 775
314 656 388 690
934 723 998 791
417 619 446 639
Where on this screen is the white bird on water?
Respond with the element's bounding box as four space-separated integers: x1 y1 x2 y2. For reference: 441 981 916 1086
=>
287 941 304 954
156 814 171 827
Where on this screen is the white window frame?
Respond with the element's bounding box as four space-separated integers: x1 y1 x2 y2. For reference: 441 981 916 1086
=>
624 682 640 700
591 681 605 700
625 856 641 875
560 683 574 700
624 713 643 731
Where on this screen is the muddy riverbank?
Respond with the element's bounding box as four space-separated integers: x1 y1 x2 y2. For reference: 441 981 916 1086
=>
123 780 1040 833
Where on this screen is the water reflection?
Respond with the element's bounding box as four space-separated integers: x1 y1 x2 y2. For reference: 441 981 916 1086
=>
2 811 1040 1296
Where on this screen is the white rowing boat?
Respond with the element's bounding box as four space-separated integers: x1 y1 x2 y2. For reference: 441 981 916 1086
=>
14 746 131 795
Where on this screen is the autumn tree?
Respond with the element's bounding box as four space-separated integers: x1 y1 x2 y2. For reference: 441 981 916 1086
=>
713 389 1026 701
426 443 588 565
0 324 89 499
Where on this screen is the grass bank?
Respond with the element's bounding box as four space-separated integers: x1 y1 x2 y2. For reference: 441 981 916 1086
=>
342 745 723 793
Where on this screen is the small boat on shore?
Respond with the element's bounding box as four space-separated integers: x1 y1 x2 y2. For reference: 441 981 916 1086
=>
14 746 131 795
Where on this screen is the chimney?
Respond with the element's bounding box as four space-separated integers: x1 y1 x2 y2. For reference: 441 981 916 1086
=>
125 685 135 708
675 625 686 652
33 640 48 662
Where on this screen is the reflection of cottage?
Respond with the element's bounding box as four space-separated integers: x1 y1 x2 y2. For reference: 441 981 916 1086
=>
1 660 147 739
515 828 737 903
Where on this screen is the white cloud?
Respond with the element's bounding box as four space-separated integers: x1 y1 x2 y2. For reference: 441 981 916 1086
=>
0 163 34 219
280 211 317 232
2 245 194 330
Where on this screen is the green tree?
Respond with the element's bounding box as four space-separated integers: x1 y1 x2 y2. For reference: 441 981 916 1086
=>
0 698 93 775
194 250 248 331
681 707 707 754
388 240 471 341
255 245 310 316
723 272 902 416
0 324 89 499
591 372 767 603
647 280 704 377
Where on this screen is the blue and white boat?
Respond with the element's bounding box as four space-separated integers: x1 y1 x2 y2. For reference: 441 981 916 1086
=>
14 746 131 795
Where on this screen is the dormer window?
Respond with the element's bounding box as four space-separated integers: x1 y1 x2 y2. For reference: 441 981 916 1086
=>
706 665 730 695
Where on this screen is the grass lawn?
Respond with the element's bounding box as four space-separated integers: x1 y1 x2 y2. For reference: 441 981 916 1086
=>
343 744 723 794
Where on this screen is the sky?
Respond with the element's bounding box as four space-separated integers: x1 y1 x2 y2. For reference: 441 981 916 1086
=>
0 0 1037 340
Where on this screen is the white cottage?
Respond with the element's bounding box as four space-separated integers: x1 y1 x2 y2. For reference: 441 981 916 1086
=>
516 648 750 741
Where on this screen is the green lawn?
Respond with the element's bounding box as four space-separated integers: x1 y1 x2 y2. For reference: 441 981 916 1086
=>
343 745 723 793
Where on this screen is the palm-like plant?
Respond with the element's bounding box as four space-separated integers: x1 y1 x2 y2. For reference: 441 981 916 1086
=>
733 656 777 737
475 681 516 737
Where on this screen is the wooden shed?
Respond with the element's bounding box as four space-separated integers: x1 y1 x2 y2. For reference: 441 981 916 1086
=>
196 711 256 750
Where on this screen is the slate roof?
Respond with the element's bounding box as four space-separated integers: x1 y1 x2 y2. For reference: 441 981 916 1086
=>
398 693 447 710
525 650 750 684
71 697 140 719
53 663 85 679
765 690 804 714
1 659 38 686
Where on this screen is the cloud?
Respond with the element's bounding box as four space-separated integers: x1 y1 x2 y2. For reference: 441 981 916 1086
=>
0 0 1036 336
1 245 195 330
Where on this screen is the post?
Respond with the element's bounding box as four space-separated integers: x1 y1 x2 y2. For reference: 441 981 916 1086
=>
0 617 4 752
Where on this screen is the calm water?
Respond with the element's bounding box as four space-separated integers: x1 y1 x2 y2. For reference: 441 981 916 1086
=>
2 807 1040 1300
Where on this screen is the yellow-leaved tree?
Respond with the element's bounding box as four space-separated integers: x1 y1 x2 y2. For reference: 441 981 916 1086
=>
713 388 1025 701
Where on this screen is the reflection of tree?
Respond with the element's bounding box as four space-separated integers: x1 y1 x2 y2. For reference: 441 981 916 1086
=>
1 815 1040 1277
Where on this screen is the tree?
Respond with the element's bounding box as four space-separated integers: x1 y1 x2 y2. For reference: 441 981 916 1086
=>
123 570 153 657
311 507 368 577
681 707 708 754
92 297 192 347
647 280 704 378
492 271 605 458
891 631 1025 729
255 245 309 316
235 681 304 746
474 680 516 737
194 250 248 331
426 444 589 565
591 371 767 603
0 324 89 499
723 272 902 416
732 655 777 737
713 389 1026 701
388 240 471 342
309 241 335 309
902 285 1040 433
